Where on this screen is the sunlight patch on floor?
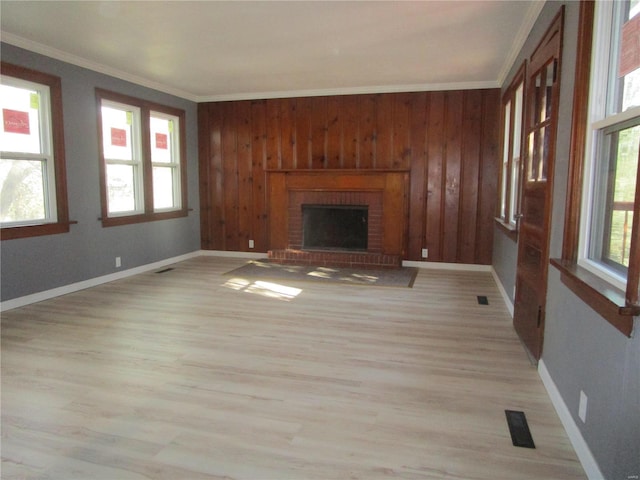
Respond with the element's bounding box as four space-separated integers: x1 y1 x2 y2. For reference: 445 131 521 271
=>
349 273 379 283
222 277 302 301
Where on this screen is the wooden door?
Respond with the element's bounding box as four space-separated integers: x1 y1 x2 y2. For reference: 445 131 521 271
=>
513 9 564 361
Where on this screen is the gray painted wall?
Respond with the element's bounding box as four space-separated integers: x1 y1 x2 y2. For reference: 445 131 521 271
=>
1 43 200 302
492 2 640 479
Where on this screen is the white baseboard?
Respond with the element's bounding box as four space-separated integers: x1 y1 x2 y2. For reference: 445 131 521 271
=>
538 360 604 480
0 251 202 312
491 267 514 317
0 250 268 312
402 260 492 272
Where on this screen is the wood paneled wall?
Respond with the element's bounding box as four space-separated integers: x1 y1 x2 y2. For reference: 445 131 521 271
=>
198 89 500 264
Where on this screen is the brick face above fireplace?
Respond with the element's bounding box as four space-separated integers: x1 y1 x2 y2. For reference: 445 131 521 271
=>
267 170 408 267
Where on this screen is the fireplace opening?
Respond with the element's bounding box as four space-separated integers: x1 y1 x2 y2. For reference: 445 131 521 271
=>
302 204 368 251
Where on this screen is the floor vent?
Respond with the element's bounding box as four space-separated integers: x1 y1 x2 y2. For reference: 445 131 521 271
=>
505 410 536 448
477 295 489 305
155 268 174 274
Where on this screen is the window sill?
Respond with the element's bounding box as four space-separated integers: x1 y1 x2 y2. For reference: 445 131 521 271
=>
1 220 77 240
550 258 638 337
494 217 518 240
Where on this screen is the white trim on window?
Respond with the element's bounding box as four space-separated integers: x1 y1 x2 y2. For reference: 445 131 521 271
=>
99 99 144 216
0 77 57 227
578 0 640 289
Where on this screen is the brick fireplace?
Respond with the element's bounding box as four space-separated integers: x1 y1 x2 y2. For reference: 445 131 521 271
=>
267 170 409 268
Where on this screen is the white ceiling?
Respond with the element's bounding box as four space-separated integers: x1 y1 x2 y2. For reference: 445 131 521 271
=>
0 1 543 102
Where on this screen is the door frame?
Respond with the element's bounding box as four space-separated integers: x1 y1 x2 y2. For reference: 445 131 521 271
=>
513 8 565 361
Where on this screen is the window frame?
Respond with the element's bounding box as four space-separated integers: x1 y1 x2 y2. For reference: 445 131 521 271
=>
96 88 187 227
149 110 183 212
0 62 71 240
552 0 640 337
496 62 526 238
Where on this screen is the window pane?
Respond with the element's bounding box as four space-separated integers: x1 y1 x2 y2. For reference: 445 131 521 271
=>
589 122 639 272
153 166 176 210
610 1 640 113
150 116 174 164
608 209 634 266
0 84 44 154
107 164 137 213
101 106 134 161
500 102 511 218
509 158 520 224
509 84 524 223
513 84 524 156
0 159 46 222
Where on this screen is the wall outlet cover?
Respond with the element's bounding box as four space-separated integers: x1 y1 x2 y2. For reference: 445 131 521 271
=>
578 390 587 423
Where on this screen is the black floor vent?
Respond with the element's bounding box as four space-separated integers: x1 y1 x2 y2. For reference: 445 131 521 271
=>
505 410 536 448
477 295 489 305
155 268 174 274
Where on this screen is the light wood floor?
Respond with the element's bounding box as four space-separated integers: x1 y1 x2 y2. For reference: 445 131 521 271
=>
1 256 585 479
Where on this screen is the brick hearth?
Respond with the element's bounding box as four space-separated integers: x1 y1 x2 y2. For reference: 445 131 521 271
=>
268 249 401 269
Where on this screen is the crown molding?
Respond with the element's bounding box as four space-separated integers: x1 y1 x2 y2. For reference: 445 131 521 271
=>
3 31 500 104
194 80 500 103
1 32 200 102
497 0 546 88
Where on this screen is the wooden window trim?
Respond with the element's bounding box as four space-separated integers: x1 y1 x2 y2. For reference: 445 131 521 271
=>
551 0 639 337
495 61 527 241
1 62 72 241
96 88 188 227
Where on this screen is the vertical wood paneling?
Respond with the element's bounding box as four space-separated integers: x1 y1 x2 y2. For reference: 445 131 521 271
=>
199 90 500 264
459 90 482 264
477 89 500 264
296 98 313 169
222 102 239 251
236 101 253 251
392 93 412 170
442 91 463 263
265 99 281 170
407 93 428 260
280 99 296 169
342 96 359 169
326 97 343 168
311 97 327 169
425 91 445 262
375 94 394 169
208 104 225 250
201 103 225 250
359 95 376 170
197 104 212 249
251 100 268 251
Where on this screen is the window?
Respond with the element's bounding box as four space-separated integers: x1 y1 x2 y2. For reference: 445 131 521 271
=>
553 0 640 336
580 0 640 287
96 89 187 226
496 64 526 234
0 62 70 240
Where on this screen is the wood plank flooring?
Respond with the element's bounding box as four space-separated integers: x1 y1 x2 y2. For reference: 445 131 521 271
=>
1 256 585 479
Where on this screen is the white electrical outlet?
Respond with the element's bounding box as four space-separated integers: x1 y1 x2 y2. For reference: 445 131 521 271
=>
249 239 254 249
421 248 428 258
578 390 588 423
115 256 121 268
